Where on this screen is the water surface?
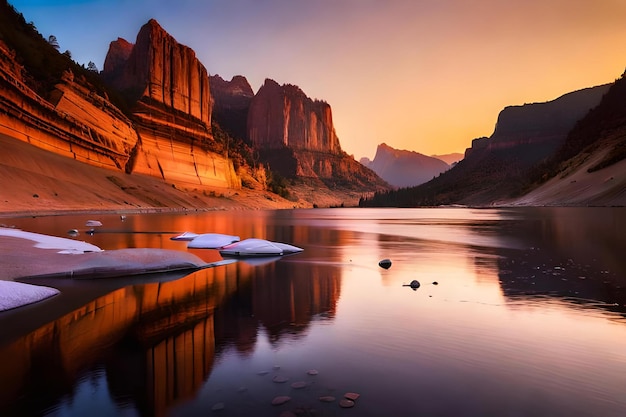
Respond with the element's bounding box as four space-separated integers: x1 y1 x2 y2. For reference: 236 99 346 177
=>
0 207 625 417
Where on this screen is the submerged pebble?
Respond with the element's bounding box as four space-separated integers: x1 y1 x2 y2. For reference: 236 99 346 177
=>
291 381 307 389
271 396 291 405
211 402 225 411
319 396 335 402
307 369 319 375
339 399 355 408
344 392 360 401
273 375 289 383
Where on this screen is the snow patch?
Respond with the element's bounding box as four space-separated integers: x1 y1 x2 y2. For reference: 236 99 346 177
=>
0 227 102 254
0 280 59 312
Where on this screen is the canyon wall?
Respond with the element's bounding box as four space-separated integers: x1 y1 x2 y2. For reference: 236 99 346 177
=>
247 78 386 191
465 84 611 158
0 40 137 171
210 74 253 140
104 19 211 126
103 19 240 189
248 78 341 153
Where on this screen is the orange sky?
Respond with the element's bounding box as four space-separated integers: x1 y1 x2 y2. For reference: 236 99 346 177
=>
11 0 626 159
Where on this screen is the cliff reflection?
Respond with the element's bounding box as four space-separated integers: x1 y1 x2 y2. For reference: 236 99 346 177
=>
0 256 341 416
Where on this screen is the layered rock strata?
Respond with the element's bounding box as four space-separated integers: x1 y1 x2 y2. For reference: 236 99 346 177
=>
248 79 341 154
247 78 385 191
0 40 136 170
103 19 240 189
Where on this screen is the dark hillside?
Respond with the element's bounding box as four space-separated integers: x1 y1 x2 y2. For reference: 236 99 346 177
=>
361 84 613 207
540 70 626 178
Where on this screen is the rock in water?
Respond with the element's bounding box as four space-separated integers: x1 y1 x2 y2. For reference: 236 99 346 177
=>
211 402 225 411
319 396 335 402
410 280 420 289
339 399 355 408
271 396 291 405
379 259 392 269
344 392 361 401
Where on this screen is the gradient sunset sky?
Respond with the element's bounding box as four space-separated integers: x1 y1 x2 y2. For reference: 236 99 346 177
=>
9 0 626 159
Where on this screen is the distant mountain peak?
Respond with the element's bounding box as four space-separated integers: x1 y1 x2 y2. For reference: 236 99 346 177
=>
368 143 450 188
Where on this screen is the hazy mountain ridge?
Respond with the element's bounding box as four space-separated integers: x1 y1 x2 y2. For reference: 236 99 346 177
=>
361 81 626 207
361 143 450 188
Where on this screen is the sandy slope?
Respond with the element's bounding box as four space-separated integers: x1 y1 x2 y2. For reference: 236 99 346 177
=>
0 133 307 216
500 149 626 206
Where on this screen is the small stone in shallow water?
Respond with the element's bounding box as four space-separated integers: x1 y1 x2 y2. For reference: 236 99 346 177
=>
271 396 291 405
211 402 225 411
339 399 355 408
257 371 269 376
319 396 336 402
378 259 392 269
307 369 319 375
273 365 281 370
344 392 360 401
291 381 307 389
273 375 289 383
432 281 439 285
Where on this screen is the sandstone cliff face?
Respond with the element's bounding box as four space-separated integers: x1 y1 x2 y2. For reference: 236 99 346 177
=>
248 79 341 153
0 40 137 170
104 19 211 126
210 74 253 139
103 20 241 190
366 143 450 188
210 75 254 112
246 79 386 192
102 37 133 81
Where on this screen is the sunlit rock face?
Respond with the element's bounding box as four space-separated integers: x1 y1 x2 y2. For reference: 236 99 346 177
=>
246 78 385 190
0 40 137 171
103 20 240 189
104 19 211 125
248 79 341 153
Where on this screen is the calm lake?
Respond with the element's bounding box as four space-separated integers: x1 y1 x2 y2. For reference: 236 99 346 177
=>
1 207 625 417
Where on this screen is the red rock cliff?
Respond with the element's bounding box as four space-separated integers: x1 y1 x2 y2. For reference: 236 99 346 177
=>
247 79 341 153
104 19 211 126
102 20 240 189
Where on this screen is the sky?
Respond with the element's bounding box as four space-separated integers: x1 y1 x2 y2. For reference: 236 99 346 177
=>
8 0 626 159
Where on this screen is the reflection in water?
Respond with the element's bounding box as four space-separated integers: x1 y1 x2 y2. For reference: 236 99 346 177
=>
0 242 342 416
0 208 625 417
